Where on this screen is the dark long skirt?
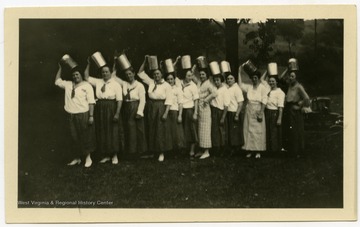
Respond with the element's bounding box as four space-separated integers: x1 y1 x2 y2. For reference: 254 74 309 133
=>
182 108 198 146
168 110 186 150
68 111 95 157
147 99 173 153
283 103 304 154
227 111 244 147
123 101 147 158
265 108 282 152
211 106 228 147
94 99 124 156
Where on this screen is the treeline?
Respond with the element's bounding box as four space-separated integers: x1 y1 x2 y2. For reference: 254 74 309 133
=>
19 19 343 98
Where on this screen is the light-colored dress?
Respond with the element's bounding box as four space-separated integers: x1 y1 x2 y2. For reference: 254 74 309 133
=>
241 83 268 151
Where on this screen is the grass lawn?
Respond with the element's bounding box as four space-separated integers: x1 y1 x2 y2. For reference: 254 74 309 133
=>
18 95 343 208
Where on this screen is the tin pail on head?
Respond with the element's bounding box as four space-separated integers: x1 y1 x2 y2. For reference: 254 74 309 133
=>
196 56 208 69
181 55 192 69
288 58 299 71
209 61 221 75
60 54 78 70
164 59 175 73
117 54 131 71
267 62 278 76
243 60 258 76
220 61 231 74
91 52 107 68
147 56 159 71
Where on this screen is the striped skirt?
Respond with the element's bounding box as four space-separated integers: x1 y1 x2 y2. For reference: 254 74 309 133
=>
227 111 244 147
283 103 305 154
147 99 173 153
68 111 95 157
182 108 198 145
211 106 228 147
123 101 147 156
198 101 212 148
265 108 282 152
94 99 124 156
168 110 186 150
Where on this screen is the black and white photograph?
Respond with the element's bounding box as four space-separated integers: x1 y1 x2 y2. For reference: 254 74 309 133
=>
4 4 357 223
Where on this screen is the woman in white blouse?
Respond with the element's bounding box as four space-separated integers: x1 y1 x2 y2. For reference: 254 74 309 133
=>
164 72 186 153
112 64 147 160
85 60 123 165
260 70 285 153
210 74 230 156
225 73 244 155
238 65 268 159
179 69 199 157
138 56 173 162
55 65 96 167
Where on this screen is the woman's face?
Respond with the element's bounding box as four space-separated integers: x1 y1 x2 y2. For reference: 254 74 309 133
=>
101 66 112 81
287 72 297 84
153 69 163 83
268 77 277 89
166 74 175 86
251 75 259 85
125 69 135 83
226 74 235 86
72 71 83 84
214 77 222 88
199 71 207 82
185 71 193 83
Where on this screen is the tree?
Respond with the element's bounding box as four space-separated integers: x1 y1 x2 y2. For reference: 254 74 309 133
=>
212 18 250 76
276 19 305 57
243 19 277 65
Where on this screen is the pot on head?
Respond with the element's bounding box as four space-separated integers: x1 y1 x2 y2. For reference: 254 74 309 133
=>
164 59 175 74
288 58 299 71
117 54 132 71
147 55 159 71
209 61 221 75
220 61 231 74
60 54 78 70
181 55 192 70
91 52 107 69
243 60 258 76
196 56 208 69
267 62 278 76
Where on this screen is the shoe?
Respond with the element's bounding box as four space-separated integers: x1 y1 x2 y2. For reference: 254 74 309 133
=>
194 152 203 158
158 153 164 162
199 151 210 159
84 155 92 168
255 153 261 159
67 159 81 166
246 153 252 158
112 155 119 165
99 157 110 163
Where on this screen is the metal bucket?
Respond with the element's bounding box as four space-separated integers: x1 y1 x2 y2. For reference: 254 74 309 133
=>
60 54 78 70
117 54 131 70
164 58 175 73
147 56 159 71
91 52 107 68
288 58 299 71
220 61 231 73
267 62 278 76
243 60 258 76
196 56 208 69
209 61 221 75
181 55 192 69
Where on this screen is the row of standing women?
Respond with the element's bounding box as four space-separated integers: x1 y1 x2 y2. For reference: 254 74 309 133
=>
55 53 310 168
